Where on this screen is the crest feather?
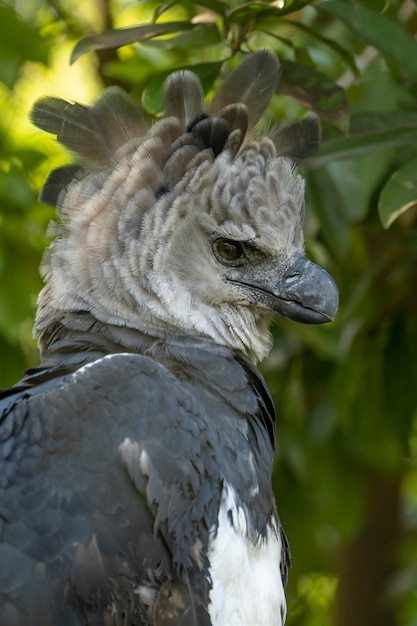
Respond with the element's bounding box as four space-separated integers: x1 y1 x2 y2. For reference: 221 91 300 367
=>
209 50 281 132
271 114 321 159
163 70 205 130
31 97 106 163
31 87 147 166
31 50 315 211
39 164 82 207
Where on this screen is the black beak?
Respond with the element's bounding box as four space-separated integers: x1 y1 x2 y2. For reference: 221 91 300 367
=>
227 253 339 324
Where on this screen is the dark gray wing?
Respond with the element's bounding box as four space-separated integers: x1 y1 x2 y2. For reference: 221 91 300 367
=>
0 353 218 625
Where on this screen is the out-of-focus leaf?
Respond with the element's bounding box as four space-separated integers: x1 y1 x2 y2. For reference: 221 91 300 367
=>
0 171 35 212
71 22 199 63
0 337 27 388
305 168 351 259
294 46 314 68
143 23 221 49
322 152 388 222
280 0 315 13
152 2 192 20
0 5 48 87
382 313 417 448
317 1 417 80
284 19 359 77
241 0 314 20
195 0 228 14
101 57 156 87
278 60 348 121
254 24 295 49
0 212 43 348
350 111 417 135
6 149 46 172
379 159 417 229
142 61 223 114
308 129 417 168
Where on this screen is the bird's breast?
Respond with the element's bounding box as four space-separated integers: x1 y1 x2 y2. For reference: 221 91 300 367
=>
207 483 286 626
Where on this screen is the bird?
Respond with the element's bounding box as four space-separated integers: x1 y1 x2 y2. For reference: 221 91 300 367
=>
0 50 338 626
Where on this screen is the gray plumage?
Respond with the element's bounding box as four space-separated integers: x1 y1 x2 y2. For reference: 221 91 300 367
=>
208 49 281 132
269 114 321 160
0 50 338 625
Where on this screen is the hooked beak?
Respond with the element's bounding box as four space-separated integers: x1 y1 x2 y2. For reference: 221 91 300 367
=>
227 253 339 324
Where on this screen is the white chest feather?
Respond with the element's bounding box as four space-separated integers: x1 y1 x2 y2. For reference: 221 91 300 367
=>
208 485 286 626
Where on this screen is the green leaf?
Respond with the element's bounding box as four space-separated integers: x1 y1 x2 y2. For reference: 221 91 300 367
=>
278 60 348 121
142 62 223 114
350 111 417 135
229 0 313 23
0 336 27 388
194 0 228 14
284 19 359 77
308 129 417 169
253 24 295 49
0 171 35 212
381 312 417 448
378 159 417 228
0 5 48 87
71 22 197 63
305 168 351 259
321 153 388 222
317 0 417 80
142 23 221 49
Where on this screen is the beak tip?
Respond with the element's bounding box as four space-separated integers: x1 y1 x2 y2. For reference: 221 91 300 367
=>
280 256 339 324
321 273 339 322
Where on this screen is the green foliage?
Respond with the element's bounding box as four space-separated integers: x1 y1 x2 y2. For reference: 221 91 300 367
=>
317 1 417 80
1 1 417 624
379 159 417 228
0 4 48 87
71 21 210 63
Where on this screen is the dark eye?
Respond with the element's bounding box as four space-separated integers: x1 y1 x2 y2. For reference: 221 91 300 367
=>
215 239 244 262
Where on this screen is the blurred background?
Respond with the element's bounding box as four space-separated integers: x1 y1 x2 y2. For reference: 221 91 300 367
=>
0 0 416 624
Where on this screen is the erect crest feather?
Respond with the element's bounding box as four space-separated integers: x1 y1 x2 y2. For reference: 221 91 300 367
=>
31 87 147 167
208 49 281 132
31 50 319 210
163 70 205 129
270 114 321 160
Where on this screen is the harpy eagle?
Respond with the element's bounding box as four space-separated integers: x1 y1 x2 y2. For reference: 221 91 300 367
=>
0 50 338 625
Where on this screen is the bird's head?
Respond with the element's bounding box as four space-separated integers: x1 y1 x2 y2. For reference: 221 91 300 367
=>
32 50 338 363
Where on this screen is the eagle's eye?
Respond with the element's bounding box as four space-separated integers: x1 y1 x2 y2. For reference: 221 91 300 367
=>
215 239 244 262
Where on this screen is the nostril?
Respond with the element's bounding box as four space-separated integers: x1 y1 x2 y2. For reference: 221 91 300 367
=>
284 272 300 285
